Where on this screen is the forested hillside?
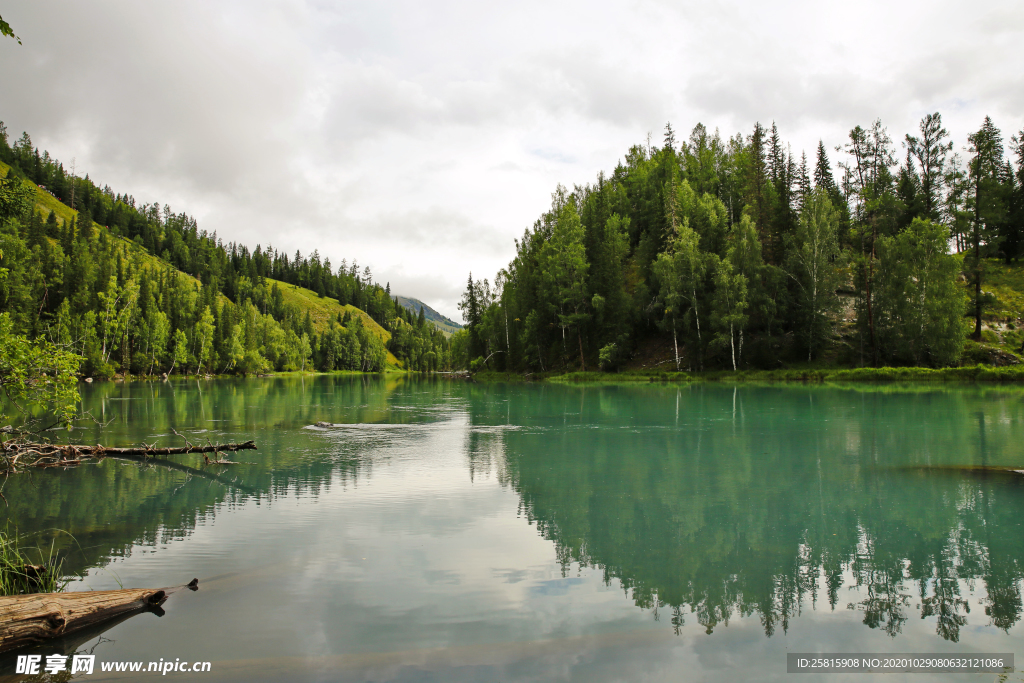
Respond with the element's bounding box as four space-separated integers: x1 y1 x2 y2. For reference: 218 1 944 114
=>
460 116 1024 372
395 296 461 336
0 125 452 377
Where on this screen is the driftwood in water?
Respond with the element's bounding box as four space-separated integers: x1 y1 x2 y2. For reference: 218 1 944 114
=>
1 440 256 472
0 579 198 653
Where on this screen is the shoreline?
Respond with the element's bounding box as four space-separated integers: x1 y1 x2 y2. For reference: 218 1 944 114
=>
74 365 1024 385
471 365 1024 385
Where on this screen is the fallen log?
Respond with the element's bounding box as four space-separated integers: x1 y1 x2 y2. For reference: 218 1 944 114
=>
6 441 255 457
1 440 256 472
0 579 198 653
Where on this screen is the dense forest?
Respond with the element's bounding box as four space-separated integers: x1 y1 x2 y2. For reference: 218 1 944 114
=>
460 115 1024 372
0 123 452 378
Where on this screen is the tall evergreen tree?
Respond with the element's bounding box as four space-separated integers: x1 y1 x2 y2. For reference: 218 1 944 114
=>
814 140 837 196
966 116 1006 338
745 123 771 258
459 272 483 360
905 112 952 221
796 151 812 214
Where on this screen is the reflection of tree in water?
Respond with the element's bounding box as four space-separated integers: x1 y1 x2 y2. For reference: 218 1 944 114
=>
474 382 1024 642
4 378 1022 645
0 375 447 576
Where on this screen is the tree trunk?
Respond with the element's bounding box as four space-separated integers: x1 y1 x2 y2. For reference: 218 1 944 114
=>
3 441 256 470
692 289 703 370
867 241 878 366
0 581 196 653
577 329 586 371
673 328 680 372
504 307 510 364
809 281 816 362
974 175 983 339
729 322 736 371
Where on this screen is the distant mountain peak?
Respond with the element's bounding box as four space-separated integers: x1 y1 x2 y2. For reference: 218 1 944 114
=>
395 296 462 335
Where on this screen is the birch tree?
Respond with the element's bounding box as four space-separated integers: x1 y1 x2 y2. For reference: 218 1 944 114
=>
653 218 708 370
542 187 590 369
789 189 843 361
875 218 967 366
711 259 748 371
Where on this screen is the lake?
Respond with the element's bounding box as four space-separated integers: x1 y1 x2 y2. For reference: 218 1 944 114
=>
2 377 1022 681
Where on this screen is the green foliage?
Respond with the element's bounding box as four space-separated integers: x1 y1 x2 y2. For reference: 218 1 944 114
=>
710 258 748 370
0 14 19 45
653 216 708 370
875 219 968 366
542 187 590 368
964 117 1011 338
0 171 31 221
0 313 81 428
465 113 1024 374
788 189 844 361
598 343 619 371
0 128 449 377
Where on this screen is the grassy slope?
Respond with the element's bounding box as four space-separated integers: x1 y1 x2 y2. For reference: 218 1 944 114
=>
1 159 167 270
272 280 403 369
978 259 1024 351
2 160 403 371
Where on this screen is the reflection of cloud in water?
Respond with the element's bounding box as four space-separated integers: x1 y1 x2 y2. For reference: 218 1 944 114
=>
154 631 684 683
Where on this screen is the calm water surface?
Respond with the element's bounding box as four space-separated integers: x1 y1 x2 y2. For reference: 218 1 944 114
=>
2 377 1023 682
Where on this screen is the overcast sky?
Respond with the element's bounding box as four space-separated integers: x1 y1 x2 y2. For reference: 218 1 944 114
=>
2 1 1021 319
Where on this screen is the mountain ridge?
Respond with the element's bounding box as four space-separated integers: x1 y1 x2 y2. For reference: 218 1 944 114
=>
395 296 462 336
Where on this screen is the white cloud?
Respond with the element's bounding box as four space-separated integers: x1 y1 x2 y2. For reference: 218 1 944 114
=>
1 0 1021 317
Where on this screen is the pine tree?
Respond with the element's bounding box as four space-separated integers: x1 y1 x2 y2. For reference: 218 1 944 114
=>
797 152 812 214
905 112 952 221
745 123 771 257
1008 129 1024 264
45 210 58 239
663 122 677 152
458 272 483 359
814 140 837 196
966 116 1006 338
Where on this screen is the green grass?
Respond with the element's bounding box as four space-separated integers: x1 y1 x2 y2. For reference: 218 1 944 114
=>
0 528 69 596
538 365 1024 385
984 259 1024 320
272 280 404 369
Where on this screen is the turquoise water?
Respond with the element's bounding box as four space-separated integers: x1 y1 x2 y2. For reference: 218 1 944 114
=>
2 377 1022 681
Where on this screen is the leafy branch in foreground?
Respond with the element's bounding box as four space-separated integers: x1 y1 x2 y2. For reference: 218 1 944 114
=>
0 312 82 430
0 14 21 45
